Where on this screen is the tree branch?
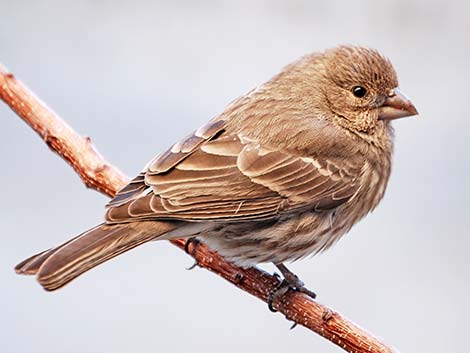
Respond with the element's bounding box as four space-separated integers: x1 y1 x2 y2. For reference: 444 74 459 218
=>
1 63 398 353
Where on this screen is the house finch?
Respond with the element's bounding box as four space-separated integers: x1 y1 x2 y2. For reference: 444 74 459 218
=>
15 45 418 296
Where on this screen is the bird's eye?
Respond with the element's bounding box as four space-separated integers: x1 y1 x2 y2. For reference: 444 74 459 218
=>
352 86 367 98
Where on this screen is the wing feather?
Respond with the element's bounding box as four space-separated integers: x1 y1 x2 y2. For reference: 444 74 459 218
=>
105 119 362 224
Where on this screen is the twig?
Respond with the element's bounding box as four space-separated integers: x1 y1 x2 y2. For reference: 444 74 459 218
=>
0 63 398 353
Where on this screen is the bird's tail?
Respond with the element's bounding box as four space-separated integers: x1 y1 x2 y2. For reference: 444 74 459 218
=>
15 221 176 291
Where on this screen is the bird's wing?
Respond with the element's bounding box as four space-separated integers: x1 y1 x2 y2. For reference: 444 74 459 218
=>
105 119 363 223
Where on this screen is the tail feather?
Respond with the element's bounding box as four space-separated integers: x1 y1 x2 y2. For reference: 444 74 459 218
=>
15 221 175 291
15 249 54 275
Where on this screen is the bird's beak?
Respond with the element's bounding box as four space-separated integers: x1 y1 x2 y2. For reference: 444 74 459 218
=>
377 88 418 121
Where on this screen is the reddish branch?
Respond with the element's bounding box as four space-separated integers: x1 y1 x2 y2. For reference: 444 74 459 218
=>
1 63 398 353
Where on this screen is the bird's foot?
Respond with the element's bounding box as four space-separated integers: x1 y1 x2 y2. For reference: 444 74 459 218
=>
184 237 200 255
279 269 317 299
184 237 200 270
268 279 290 312
268 263 317 312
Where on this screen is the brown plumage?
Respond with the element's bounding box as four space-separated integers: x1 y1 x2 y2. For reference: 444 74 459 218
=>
15 45 418 291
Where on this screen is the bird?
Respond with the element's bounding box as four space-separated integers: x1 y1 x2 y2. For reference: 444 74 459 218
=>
15 45 418 298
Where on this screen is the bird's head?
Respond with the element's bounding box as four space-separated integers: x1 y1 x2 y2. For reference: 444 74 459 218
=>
318 46 418 133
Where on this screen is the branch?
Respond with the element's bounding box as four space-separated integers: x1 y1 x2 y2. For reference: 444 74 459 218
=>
1 63 398 353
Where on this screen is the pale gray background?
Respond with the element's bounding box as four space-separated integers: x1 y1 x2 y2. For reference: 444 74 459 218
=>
1 1 469 352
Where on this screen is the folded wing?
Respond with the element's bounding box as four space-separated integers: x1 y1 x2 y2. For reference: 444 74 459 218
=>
106 119 363 224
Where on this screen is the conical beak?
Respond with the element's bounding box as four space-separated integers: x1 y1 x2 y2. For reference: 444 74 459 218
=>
378 88 418 121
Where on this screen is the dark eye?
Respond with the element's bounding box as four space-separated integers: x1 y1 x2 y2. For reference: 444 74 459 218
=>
352 86 367 98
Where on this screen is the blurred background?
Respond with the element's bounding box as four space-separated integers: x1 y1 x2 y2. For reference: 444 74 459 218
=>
1 1 469 352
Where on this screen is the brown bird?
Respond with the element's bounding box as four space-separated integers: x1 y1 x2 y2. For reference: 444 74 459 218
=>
15 46 418 299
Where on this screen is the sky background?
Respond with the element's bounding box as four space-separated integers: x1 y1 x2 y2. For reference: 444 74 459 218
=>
1 1 469 352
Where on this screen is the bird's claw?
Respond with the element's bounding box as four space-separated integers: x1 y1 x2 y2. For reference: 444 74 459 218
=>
184 238 200 270
268 280 290 312
185 260 198 271
268 263 317 313
267 279 316 313
275 263 317 299
297 285 317 299
184 237 200 255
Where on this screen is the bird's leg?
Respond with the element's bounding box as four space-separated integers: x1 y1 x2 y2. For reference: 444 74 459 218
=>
268 263 317 311
275 263 317 299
